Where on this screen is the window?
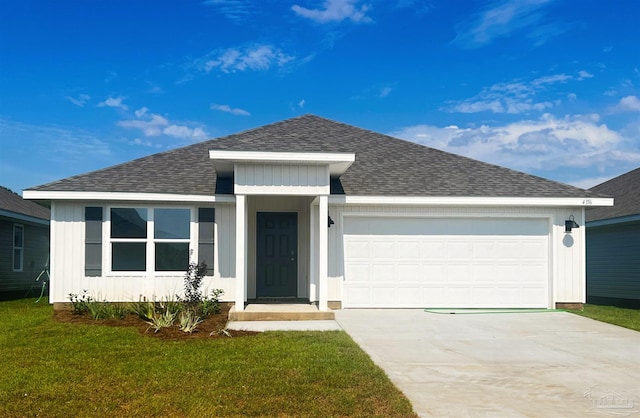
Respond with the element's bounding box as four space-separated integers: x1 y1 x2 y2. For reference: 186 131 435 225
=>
85 207 103 276
154 208 190 271
13 224 24 272
111 208 148 271
109 207 192 273
198 208 215 276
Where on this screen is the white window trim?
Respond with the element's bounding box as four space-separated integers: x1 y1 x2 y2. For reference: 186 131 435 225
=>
13 224 24 272
105 206 196 277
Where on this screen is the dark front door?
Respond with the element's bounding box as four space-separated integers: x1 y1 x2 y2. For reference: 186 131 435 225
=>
256 212 298 298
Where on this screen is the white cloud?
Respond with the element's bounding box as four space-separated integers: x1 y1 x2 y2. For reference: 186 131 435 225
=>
118 114 168 137
97 96 128 110
117 109 208 141
531 73 571 86
202 0 252 22
379 87 392 98
135 107 149 118
577 70 594 80
298 99 305 109
65 94 91 107
292 0 373 23
612 95 640 113
196 45 294 74
210 103 250 116
389 113 640 180
448 71 594 115
453 0 558 49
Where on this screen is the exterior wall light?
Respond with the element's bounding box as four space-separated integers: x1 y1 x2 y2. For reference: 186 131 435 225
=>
565 215 579 233
328 216 335 228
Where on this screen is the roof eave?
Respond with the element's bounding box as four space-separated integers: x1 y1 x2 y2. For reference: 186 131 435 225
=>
328 196 615 207
22 190 235 204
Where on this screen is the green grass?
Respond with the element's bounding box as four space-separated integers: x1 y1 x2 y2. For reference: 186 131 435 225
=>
571 304 640 331
0 299 416 418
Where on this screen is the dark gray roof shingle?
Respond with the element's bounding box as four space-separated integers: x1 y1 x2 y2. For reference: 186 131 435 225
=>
586 167 640 222
0 186 50 220
27 115 600 198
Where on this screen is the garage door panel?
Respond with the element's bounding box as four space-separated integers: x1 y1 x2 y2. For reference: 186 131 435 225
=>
345 240 370 259
372 240 394 259
344 217 549 308
397 241 421 259
448 241 474 258
397 264 420 280
372 264 395 282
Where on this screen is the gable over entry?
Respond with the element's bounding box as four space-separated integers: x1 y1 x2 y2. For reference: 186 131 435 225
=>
209 150 355 312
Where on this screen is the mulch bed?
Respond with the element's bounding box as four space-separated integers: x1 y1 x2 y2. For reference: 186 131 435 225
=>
53 305 258 340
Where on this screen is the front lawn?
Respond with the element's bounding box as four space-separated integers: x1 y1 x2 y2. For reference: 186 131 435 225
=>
0 299 416 417
571 304 640 332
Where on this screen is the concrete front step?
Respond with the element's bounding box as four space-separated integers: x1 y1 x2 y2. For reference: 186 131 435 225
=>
228 304 335 321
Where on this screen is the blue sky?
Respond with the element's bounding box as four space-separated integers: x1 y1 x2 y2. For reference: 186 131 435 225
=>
1 0 639 195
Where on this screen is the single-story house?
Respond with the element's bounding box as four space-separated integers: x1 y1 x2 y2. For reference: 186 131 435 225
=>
586 167 640 308
0 186 50 300
24 115 613 310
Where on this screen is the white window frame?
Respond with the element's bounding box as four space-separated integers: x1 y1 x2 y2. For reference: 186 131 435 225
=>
13 224 24 272
105 206 196 276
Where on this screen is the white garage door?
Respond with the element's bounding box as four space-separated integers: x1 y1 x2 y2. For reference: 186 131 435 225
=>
343 217 549 308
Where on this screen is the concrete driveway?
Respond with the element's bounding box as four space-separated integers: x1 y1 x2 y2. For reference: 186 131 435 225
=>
335 309 640 418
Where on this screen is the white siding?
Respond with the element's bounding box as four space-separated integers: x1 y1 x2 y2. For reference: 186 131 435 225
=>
49 201 238 303
235 163 329 195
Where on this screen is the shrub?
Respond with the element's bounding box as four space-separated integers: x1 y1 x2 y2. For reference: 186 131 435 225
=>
68 290 92 315
201 288 225 316
181 261 208 305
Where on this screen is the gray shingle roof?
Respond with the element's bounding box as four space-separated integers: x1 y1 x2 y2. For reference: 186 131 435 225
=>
27 114 600 198
586 167 640 222
0 186 50 220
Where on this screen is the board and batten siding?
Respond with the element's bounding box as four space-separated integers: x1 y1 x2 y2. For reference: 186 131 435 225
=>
235 163 329 195
49 201 237 303
587 221 640 302
324 205 586 307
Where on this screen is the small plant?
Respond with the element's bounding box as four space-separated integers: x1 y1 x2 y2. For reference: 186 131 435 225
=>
145 309 177 333
159 298 183 317
86 300 110 320
68 290 92 315
211 327 232 338
178 310 202 333
201 288 225 316
128 301 156 321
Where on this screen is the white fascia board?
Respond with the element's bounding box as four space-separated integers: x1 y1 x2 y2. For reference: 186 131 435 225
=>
328 195 615 207
209 150 355 176
22 190 235 203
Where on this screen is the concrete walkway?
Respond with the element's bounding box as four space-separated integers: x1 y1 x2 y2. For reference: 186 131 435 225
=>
335 309 640 418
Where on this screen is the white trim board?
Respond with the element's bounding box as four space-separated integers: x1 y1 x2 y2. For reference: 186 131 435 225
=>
23 191 235 203
329 195 613 207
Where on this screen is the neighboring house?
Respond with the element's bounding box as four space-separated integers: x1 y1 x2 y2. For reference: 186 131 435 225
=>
586 168 640 308
0 186 50 300
24 115 612 310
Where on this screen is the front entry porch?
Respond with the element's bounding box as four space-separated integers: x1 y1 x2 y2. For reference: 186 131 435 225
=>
209 149 355 316
228 303 335 321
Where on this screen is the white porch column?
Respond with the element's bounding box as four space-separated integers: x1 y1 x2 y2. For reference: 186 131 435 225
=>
318 195 328 311
235 194 247 311
309 202 317 302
